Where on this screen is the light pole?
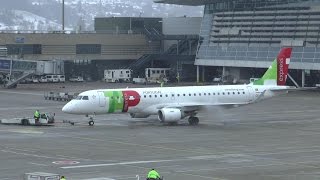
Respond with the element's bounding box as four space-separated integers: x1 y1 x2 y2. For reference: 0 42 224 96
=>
62 0 65 31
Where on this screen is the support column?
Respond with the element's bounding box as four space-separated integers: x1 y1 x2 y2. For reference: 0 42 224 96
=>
222 66 226 78
288 73 300 88
202 66 205 82
302 69 305 87
176 40 179 55
189 40 192 55
196 65 200 83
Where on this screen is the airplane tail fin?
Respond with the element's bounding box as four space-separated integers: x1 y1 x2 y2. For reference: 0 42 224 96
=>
253 47 292 86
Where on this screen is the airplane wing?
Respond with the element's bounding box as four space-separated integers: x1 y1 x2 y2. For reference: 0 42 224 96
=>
155 102 250 112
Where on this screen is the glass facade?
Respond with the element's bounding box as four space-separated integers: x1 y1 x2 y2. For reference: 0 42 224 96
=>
204 0 317 14
196 0 320 69
76 44 101 54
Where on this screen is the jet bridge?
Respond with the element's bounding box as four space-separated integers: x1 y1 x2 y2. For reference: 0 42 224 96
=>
0 59 64 88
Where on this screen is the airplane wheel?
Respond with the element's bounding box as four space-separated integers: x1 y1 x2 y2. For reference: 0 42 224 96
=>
89 120 94 126
188 117 199 126
193 117 199 125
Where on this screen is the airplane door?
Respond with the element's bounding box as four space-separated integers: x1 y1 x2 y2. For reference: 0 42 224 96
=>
98 91 106 107
246 86 255 102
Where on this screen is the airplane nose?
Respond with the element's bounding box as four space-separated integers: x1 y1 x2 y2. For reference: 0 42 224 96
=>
62 102 73 113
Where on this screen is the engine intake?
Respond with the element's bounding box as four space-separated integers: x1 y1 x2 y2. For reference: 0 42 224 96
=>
158 108 183 122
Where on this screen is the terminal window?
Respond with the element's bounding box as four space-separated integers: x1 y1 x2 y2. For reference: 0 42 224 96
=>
6 44 42 55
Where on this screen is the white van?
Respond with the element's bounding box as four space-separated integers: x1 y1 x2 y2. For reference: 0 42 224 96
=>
46 75 59 83
104 69 132 82
57 75 65 82
39 76 48 83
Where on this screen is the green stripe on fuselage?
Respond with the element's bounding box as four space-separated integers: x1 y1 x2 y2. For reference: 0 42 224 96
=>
104 91 124 113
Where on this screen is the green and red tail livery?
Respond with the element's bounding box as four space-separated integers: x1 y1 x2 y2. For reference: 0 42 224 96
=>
253 47 292 86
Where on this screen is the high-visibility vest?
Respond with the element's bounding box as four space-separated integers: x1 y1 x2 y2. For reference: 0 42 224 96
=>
147 170 160 179
34 111 40 118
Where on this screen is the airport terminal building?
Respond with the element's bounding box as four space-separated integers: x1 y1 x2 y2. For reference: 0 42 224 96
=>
156 0 320 86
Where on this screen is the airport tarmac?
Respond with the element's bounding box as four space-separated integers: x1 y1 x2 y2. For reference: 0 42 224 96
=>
1 84 320 180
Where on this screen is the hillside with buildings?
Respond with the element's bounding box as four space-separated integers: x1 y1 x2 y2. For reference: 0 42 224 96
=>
0 0 203 31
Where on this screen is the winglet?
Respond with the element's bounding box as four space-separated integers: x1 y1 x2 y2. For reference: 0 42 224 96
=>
253 47 292 86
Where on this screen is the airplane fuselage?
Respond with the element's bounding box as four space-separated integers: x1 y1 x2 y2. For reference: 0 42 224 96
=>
62 84 288 116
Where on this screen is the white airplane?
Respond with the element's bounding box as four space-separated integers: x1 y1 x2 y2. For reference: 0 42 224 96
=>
62 47 292 126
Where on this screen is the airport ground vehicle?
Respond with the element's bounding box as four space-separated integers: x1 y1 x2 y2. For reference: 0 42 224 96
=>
1 113 55 126
57 74 65 82
133 68 170 84
69 76 84 82
104 69 132 82
46 75 59 82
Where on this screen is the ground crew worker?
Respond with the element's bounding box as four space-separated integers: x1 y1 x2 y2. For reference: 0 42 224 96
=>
60 175 66 180
34 110 40 124
147 168 161 180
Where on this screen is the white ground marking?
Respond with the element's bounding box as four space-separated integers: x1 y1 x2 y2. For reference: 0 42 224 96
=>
0 106 60 111
0 149 76 160
3 129 44 134
28 162 49 166
61 159 176 169
0 90 42 96
61 154 250 169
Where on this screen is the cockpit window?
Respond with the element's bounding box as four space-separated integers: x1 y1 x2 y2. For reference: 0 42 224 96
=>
82 96 89 100
75 96 82 100
75 96 89 100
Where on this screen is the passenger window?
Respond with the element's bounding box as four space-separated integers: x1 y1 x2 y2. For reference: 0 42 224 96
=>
144 95 147 98
199 93 201 96
172 94 175 97
149 95 152 98
183 94 186 96
238 92 240 94
194 93 196 96
155 95 157 98
243 92 245 94
177 94 180 97
213 93 215 95
217 93 220 95
160 95 162 97
233 92 235 95
165 94 168 97
82 96 89 100
222 92 225 95
228 92 230 95
189 94 191 96
204 93 206 96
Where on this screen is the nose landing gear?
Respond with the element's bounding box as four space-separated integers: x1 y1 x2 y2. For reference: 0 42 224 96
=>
86 113 96 126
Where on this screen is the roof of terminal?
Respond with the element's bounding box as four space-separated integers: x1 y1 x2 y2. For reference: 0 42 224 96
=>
154 0 217 6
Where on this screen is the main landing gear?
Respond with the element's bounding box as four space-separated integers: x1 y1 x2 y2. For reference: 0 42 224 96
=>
188 116 199 126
